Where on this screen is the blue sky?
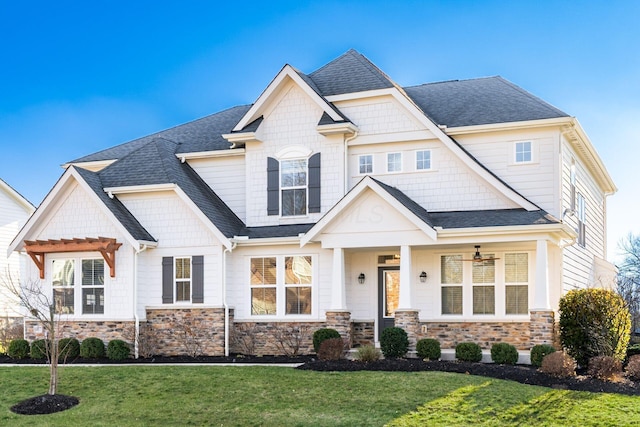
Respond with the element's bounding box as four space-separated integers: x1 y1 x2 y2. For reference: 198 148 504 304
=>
1 1 638 262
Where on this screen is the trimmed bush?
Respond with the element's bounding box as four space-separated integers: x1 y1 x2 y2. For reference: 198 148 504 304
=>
559 288 631 366
380 327 409 358
107 339 131 360
540 351 576 378
312 328 341 353
491 343 518 365
59 338 80 360
455 342 482 362
7 339 29 359
626 343 640 361
625 354 640 381
317 337 344 361
30 339 48 359
80 337 105 358
355 345 381 362
416 338 441 361
530 344 556 367
587 355 622 381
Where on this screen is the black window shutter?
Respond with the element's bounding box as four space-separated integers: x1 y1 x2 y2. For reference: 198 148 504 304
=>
308 152 321 213
162 257 173 304
192 256 204 303
267 157 280 215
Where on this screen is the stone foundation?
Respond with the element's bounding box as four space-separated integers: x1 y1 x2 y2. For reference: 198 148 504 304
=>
352 321 374 347
325 311 352 348
24 320 134 345
230 321 322 356
529 310 557 347
395 310 420 350
419 321 531 350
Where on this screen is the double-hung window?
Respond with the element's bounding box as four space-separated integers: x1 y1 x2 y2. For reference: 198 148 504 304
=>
174 257 191 302
250 255 313 316
387 153 402 172
281 159 307 216
472 256 495 315
359 154 373 174
416 150 431 170
52 257 105 315
505 253 528 315
441 255 463 315
515 141 532 163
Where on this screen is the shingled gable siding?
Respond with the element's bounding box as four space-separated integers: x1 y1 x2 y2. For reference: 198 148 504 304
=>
162 256 204 303
267 157 279 215
308 152 321 213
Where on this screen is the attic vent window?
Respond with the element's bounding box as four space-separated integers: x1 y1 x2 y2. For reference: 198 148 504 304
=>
515 141 532 163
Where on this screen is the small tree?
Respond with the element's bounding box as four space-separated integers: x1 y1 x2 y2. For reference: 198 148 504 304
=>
1 274 65 395
617 233 640 335
559 288 631 366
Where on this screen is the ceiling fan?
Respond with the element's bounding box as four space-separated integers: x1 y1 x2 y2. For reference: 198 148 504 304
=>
463 245 500 262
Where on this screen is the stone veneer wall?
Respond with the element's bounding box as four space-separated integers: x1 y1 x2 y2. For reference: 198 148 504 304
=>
145 307 225 356
352 321 374 347
230 321 322 356
24 320 134 345
419 321 531 350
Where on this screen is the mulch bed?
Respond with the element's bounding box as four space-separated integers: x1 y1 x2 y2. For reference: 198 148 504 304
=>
4 354 639 415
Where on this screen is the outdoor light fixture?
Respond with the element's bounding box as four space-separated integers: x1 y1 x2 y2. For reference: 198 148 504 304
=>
358 273 366 284
419 271 428 283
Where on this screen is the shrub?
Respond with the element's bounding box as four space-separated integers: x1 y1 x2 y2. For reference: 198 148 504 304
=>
626 343 640 361
7 339 29 359
540 351 576 378
559 288 631 366
313 328 341 353
317 337 344 361
491 343 518 365
58 338 80 361
530 344 556 367
455 342 482 362
80 337 105 358
416 338 441 361
30 339 48 359
587 355 622 381
625 354 640 381
380 327 409 358
354 345 381 362
107 339 131 360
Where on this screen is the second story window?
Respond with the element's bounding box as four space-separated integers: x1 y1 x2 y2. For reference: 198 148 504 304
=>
387 152 402 173
577 193 586 247
281 159 307 216
515 141 532 163
359 154 373 174
416 150 431 170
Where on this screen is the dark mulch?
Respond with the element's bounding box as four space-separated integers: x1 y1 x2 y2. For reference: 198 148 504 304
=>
11 394 79 415
297 358 640 396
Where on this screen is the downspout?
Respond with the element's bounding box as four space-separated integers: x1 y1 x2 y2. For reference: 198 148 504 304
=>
133 244 149 359
344 131 358 194
223 242 237 357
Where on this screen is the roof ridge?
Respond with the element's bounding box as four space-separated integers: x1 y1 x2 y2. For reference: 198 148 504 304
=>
404 75 502 89
493 76 568 117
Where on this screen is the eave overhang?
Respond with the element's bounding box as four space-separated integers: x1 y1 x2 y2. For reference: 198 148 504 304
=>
316 122 359 136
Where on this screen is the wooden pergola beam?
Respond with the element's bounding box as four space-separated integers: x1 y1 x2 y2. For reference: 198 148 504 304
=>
24 237 123 279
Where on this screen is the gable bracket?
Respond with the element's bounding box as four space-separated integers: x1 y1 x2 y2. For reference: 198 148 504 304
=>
24 237 123 279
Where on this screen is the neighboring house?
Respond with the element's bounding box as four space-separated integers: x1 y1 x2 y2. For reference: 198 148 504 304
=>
0 179 35 320
9 50 617 357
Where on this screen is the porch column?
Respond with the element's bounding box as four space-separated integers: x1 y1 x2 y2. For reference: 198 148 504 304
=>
398 245 413 309
330 247 347 311
533 239 551 310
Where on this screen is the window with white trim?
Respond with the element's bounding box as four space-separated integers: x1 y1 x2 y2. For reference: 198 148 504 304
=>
441 255 462 315
472 256 495 315
570 159 577 211
577 193 586 247
387 152 402 172
250 256 313 316
515 141 532 163
281 159 307 216
416 150 431 170
505 253 528 315
52 257 105 315
358 154 373 174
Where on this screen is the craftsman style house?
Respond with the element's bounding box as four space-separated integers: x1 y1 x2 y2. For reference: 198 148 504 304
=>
9 50 616 357
1 179 34 321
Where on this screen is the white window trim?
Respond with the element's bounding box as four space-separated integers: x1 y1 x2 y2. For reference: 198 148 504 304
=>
49 253 107 318
174 256 193 304
512 140 536 165
358 154 374 175
386 152 402 173
415 149 432 171
279 157 309 218
247 254 317 319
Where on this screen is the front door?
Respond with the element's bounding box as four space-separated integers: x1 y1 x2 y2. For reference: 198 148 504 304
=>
378 267 400 340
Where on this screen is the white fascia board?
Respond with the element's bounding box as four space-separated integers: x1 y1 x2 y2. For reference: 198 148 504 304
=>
222 132 261 144
0 179 35 214
62 159 117 172
176 148 246 161
233 65 343 131
316 122 358 136
435 223 577 246
104 183 176 195
172 187 233 250
388 89 539 211
444 117 574 136
231 236 301 246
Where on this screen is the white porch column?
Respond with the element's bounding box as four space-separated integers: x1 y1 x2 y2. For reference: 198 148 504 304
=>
330 247 347 310
533 239 551 310
398 245 413 309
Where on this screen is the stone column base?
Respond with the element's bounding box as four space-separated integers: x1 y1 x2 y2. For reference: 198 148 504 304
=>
394 310 420 351
325 310 352 348
530 310 556 348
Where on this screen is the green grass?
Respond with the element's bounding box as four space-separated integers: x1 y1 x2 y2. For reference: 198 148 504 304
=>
0 366 639 426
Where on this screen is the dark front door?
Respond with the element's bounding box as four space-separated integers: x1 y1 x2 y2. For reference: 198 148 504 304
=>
378 266 400 340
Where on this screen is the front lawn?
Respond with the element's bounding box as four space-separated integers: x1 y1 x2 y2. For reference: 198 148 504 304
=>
1 366 639 426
